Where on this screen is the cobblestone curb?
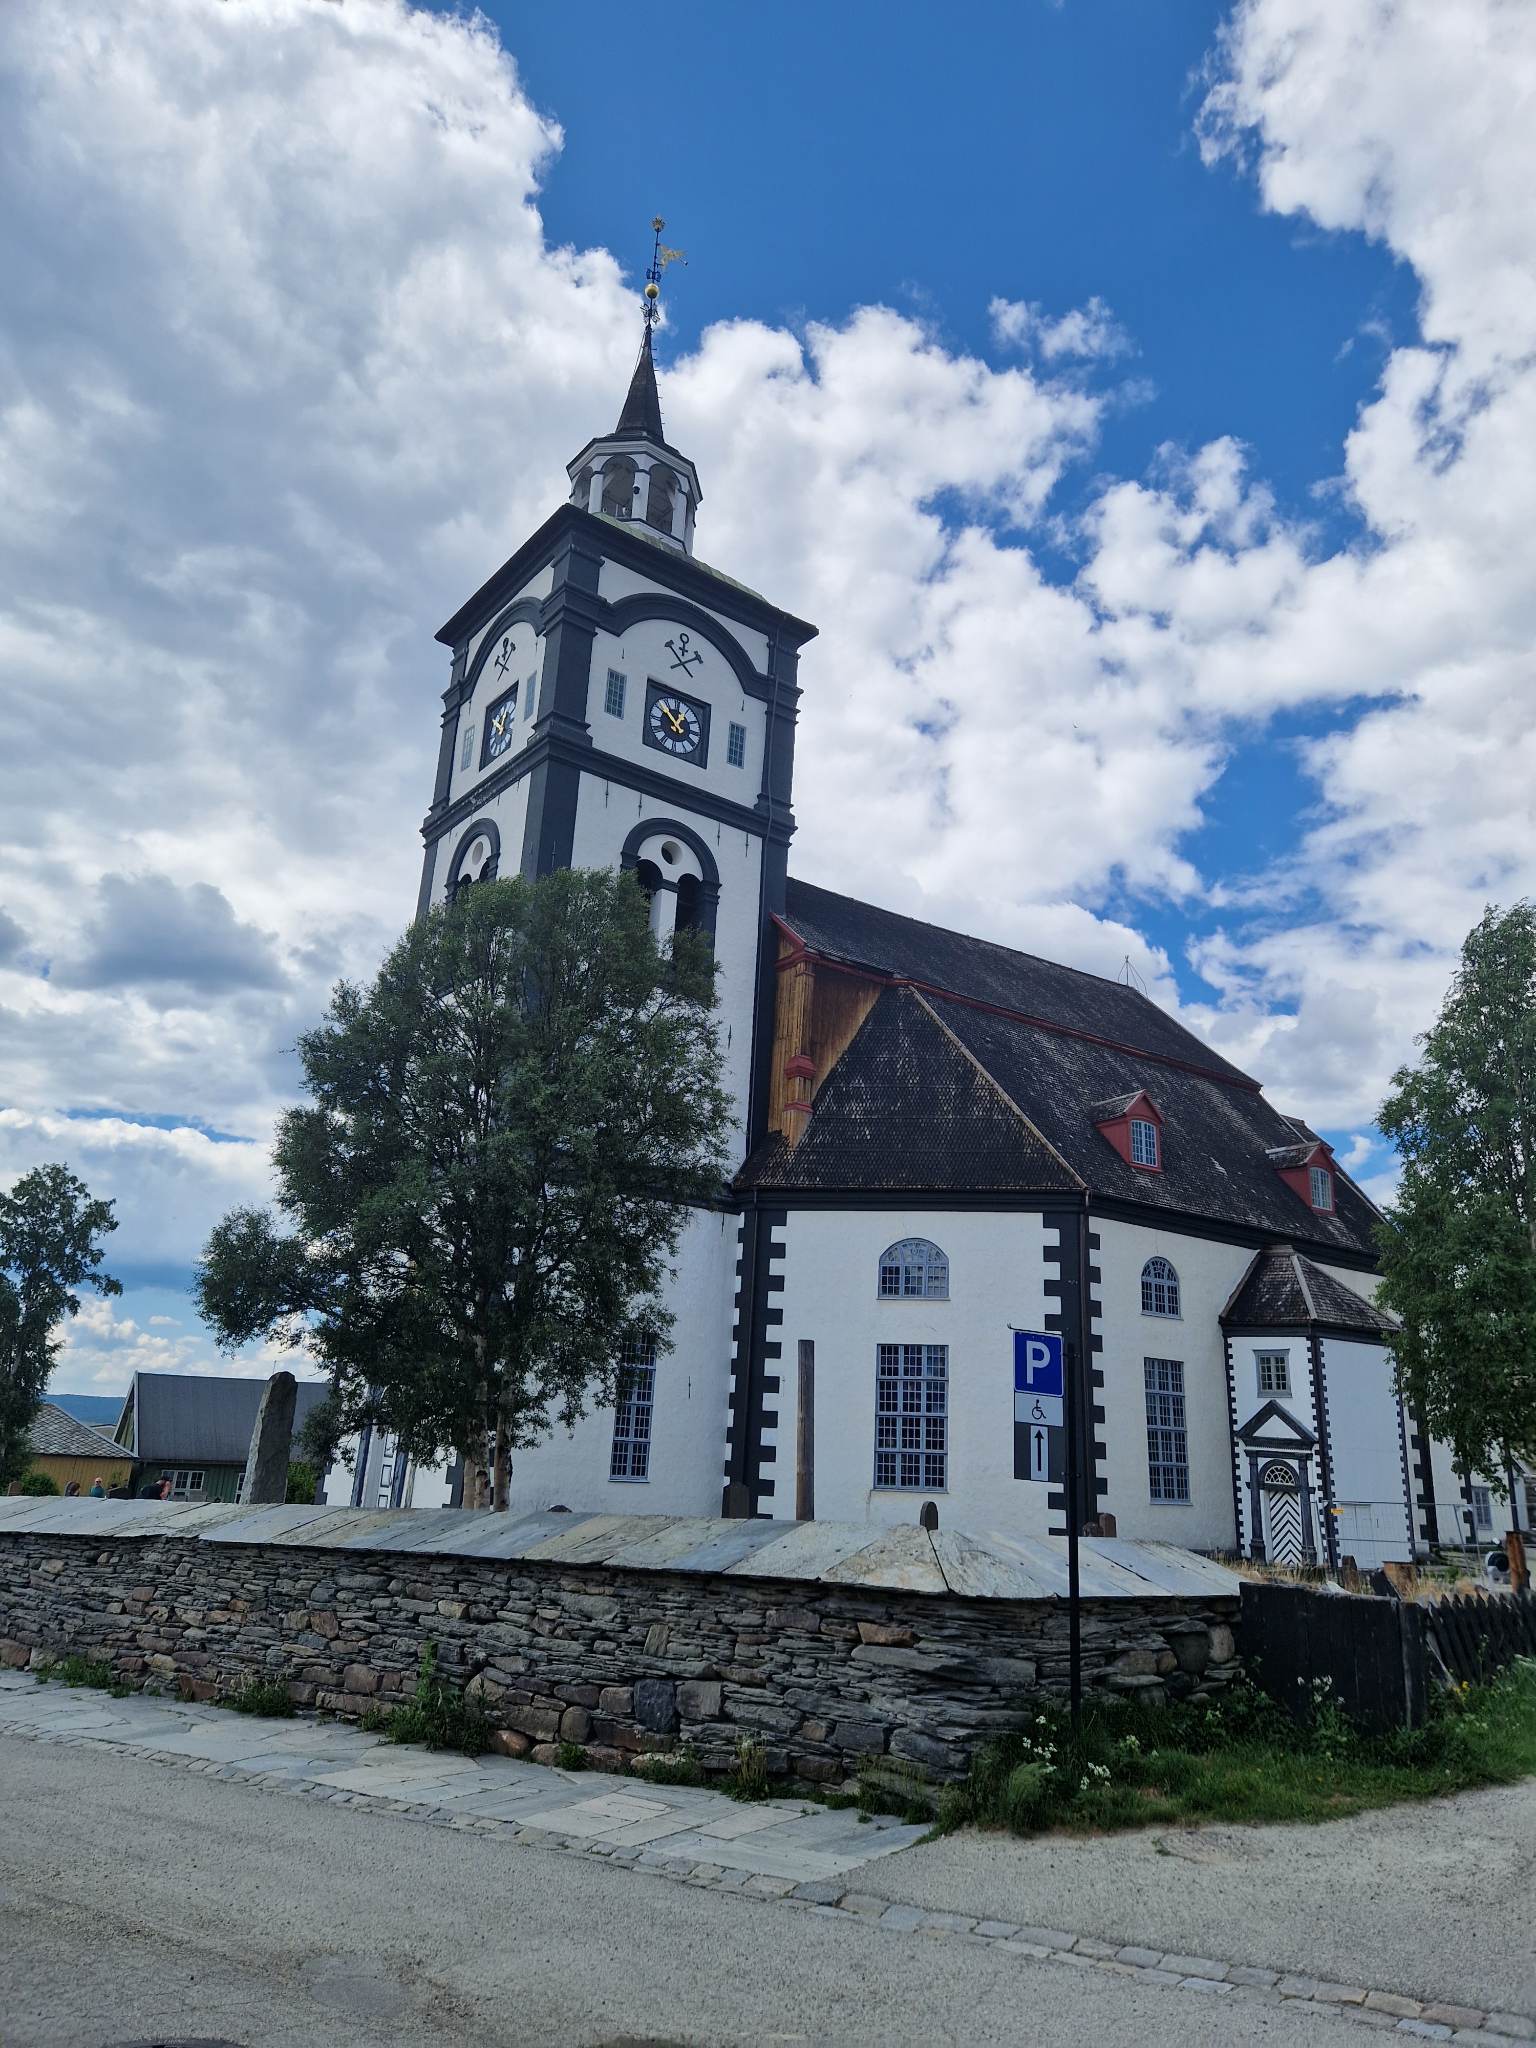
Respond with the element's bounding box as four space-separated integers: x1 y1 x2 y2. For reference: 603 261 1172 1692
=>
3 1708 1530 2045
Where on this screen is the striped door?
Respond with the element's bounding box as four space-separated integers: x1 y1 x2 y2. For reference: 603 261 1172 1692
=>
1264 1479 1305 1566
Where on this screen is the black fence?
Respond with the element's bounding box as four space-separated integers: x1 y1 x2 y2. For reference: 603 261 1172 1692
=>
1242 1579 1536 1728
1425 1588 1536 1686
1241 1580 1429 1728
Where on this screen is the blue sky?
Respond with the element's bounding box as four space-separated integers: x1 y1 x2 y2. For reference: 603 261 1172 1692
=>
3 0 1532 1386
486 0 1418 1002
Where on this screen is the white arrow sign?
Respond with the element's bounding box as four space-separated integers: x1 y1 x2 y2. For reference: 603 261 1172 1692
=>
1026 1423 1051 1482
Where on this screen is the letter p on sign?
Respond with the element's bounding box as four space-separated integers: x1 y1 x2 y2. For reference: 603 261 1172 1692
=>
1013 1330 1063 1399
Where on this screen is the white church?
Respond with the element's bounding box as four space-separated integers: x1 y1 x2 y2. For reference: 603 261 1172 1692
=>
399 299 1525 1573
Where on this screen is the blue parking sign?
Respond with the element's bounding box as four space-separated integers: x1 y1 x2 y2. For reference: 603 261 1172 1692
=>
1013 1330 1063 1399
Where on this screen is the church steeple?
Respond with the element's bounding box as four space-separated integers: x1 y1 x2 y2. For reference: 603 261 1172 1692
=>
615 325 665 443
566 218 701 555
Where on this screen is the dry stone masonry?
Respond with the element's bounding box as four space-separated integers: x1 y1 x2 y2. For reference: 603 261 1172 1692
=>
0 1502 1240 1782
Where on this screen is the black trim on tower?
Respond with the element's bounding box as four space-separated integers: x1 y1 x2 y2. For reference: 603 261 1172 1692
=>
519 536 602 879
1409 1403 1439 1548
1307 1330 1340 1570
1040 1207 1092 1537
723 1196 787 1517
1222 1332 1245 1553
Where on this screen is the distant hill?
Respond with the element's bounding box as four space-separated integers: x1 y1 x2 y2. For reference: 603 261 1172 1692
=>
47 1393 126 1430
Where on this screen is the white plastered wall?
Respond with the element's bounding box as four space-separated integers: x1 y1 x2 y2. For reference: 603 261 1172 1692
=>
426 775 532 909
449 622 545 807
1321 1334 1413 1568
1093 1217 1252 1550
598 559 772 674
568 775 763 1137
497 1204 739 1517
767 1208 1056 1531
459 562 555 675
587 616 768 808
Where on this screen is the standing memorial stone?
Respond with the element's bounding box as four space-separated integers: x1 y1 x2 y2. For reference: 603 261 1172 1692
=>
240 1370 298 1506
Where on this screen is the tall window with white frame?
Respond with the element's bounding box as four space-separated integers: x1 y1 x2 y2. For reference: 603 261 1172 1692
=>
877 1237 950 1300
1256 1349 1290 1396
1140 1255 1180 1317
1144 1357 1189 1503
1130 1117 1160 1168
1470 1484 1493 1534
609 1338 657 1481
874 1344 948 1490
1309 1163 1333 1210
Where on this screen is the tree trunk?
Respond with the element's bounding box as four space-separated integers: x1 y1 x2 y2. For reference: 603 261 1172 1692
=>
492 1414 510 1513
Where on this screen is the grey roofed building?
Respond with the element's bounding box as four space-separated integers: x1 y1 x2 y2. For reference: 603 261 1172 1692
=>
1221 1242 1400 1334
114 1370 331 1503
739 880 1382 1259
28 1402 131 1463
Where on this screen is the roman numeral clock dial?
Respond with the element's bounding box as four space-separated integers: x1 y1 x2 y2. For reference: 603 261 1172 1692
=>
643 673 710 766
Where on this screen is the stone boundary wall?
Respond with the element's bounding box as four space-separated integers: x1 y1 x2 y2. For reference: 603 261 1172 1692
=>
0 1530 1240 1781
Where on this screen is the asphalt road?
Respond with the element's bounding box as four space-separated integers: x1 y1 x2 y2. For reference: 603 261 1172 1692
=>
882 1778 1536 2018
0 1735 1375 2048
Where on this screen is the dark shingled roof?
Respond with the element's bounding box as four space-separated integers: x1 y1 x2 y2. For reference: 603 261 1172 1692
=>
756 881 1379 1253
781 880 1257 1086
1221 1245 1398 1333
122 1372 331 1466
615 327 666 442
739 987 1080 1193
27 1402 129 1462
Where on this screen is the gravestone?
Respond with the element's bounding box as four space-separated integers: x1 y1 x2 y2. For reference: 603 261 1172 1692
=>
240 1370 297 1506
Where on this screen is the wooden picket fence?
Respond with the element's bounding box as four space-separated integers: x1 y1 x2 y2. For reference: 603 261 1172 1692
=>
1423 1588 1536 1686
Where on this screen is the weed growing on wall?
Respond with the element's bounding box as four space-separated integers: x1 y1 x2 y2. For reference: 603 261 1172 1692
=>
373 1644 490 1757
224 1676 297 1718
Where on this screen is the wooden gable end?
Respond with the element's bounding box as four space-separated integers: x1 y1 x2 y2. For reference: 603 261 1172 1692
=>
767 934 882 1143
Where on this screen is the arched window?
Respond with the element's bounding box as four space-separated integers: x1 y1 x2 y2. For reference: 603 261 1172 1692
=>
448 823 499 903
568 463 594 508
600 455 637 520
1140 1256 1180 1318
878 1238 950 1301
645 462 678 533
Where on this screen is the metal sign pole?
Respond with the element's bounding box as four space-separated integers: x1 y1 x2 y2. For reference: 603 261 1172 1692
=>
1065 1336 1082 1726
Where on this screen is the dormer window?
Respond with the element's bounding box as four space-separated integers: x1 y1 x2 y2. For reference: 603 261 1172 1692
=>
1093 1090 1163 1173
1309 1165 1333 1211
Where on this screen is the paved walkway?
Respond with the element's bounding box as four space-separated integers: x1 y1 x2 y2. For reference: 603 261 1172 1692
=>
3 1670 1532 2047
0 1668 926 1885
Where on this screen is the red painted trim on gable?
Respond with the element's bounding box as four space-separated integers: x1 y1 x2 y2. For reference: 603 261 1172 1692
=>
771 918 1264 1094
1276 1144 1336 1214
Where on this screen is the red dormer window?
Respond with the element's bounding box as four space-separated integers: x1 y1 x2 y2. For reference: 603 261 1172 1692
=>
1094 1090 1164 1173
1271 1137 1337 1214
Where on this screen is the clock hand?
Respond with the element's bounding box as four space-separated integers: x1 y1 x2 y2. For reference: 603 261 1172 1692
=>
664 705 686 733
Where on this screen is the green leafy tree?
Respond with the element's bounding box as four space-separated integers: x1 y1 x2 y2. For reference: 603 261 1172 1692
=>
1377 903 1536 1483
0 1164 122 1489
196 868 732 1509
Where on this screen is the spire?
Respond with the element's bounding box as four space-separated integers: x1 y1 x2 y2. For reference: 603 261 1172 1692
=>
615 323 665 442
565 217 701 554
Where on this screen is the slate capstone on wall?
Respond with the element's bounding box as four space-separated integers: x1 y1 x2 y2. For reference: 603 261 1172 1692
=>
0 1508 1241 1782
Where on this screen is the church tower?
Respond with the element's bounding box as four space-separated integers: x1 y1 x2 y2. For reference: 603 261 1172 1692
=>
417 229 817 1141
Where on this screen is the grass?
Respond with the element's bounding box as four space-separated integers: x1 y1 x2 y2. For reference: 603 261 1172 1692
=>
937 1659 1536 1837
32 1654 130 1696
364 1644 491 1757
223 1676 297 1718
630 1747 704 1787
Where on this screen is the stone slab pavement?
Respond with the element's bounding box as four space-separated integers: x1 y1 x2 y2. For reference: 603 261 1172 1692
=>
0 1667 927 1884
3 1668 1532 2048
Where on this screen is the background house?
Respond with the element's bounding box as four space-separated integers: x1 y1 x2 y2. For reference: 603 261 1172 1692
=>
23 1404 135 1495
112 1371 333 1502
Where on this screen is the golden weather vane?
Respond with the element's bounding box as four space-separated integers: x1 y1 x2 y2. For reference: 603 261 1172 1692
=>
643 214 687 329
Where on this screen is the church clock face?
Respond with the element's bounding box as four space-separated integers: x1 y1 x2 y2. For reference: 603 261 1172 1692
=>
481 684 519 766
644 683 709 766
